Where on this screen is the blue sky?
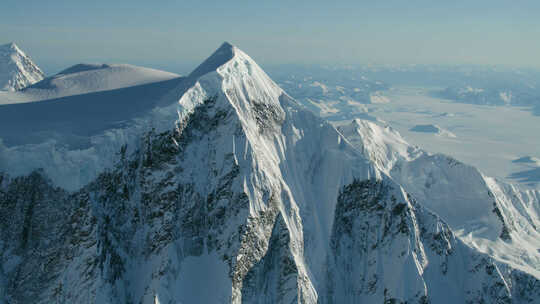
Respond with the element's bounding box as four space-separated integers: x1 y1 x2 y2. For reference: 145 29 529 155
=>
2 0 540 74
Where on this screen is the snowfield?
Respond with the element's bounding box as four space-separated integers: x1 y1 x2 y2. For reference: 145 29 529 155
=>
0 63 179 105
409 124 456 138
0 42 539 303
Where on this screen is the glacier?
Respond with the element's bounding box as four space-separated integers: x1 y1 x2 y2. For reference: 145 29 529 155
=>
0 42 539 303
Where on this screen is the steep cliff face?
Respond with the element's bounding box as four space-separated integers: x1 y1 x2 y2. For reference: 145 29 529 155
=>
326 179 540 304
0 94 292 303
1 43 539 303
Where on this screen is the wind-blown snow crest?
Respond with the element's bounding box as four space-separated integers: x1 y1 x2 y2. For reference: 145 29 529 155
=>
0 42 44 91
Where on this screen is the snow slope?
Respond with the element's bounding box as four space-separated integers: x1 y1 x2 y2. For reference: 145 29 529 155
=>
0 63 179 105
0 42 539 303
0 42 44 91
0 75 185 189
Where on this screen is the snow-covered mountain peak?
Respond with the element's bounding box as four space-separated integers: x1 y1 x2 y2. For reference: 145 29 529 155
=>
2 42 20 53
189 41 237 79
178 42 286 136
0 42 44 91
337 118 420 172
188 42 280 97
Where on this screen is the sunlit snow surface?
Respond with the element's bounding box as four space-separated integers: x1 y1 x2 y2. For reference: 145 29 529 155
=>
0 43 44 92
0 63 179 105
357 86 540 189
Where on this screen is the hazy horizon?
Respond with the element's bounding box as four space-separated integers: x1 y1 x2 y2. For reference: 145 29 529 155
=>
2 1 540 74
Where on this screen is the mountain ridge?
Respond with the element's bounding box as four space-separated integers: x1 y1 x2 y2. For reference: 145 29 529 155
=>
0 42 539 303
